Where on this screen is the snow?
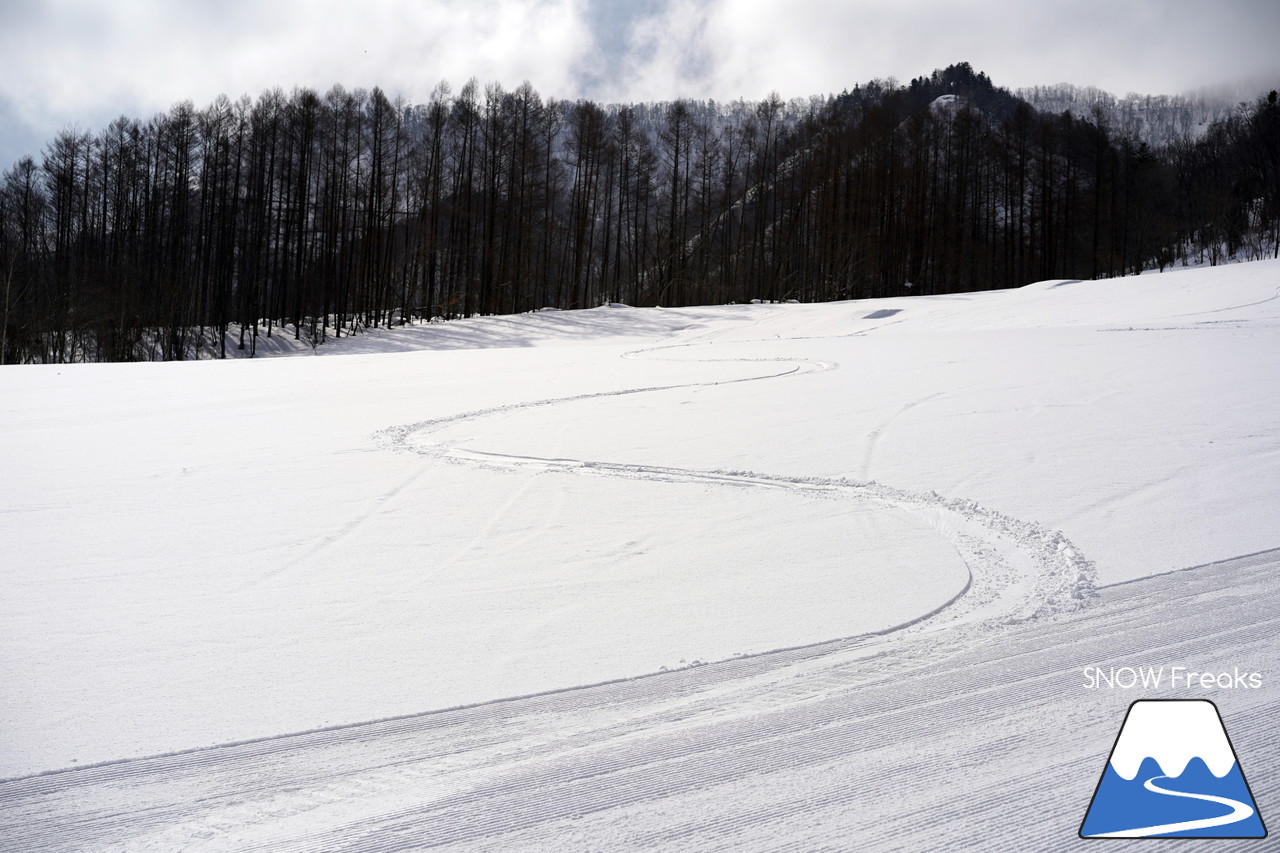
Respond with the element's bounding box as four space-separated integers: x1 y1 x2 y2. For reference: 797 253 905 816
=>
3 318 970 778
5 548 1277 851
1 259 1279 849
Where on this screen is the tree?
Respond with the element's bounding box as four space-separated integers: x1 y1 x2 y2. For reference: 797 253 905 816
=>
3 66 1276 362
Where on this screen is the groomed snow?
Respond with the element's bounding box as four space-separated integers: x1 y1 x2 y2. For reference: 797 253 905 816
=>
2 259 1278 783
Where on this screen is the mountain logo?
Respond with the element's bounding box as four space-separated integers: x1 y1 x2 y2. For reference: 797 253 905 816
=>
1080 699 1267 839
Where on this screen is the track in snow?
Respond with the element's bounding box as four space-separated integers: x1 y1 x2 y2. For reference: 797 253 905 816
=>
2 548 1275 851
7 335 1275 852
379 339 1098 639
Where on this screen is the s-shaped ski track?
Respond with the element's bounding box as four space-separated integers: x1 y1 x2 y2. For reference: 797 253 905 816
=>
1 333 1141 853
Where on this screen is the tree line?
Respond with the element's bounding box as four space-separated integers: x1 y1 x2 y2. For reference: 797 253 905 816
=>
1016 82 1248 150
1 63 1277 363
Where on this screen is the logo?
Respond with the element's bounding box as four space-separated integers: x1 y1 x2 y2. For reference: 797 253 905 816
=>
1080 700 1266 838
1080 696 1269 835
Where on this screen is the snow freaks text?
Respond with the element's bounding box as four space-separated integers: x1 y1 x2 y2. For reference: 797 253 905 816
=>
1083 666 1263 690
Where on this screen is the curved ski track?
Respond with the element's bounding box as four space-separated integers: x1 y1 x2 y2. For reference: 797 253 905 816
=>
37 331 1278 853
378 338 1099 640
4 549 1277 851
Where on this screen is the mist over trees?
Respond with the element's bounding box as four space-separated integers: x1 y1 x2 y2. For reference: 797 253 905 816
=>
1016 83 1249 150
1 63 1277 363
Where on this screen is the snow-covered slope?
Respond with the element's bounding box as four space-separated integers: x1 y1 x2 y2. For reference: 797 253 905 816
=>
4 547 1277 851
1 260 1277 845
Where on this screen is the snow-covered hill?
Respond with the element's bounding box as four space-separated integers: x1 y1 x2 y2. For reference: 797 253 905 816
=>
1 260 1277 849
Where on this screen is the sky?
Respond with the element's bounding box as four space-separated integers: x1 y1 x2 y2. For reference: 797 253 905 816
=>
2 0 1279 170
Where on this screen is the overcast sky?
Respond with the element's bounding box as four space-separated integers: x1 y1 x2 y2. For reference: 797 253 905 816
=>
3 0 1279 169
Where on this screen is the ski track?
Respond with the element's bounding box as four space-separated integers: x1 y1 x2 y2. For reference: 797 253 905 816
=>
859 390 946 481
2 548 1276 851
4 335 1276 851
376 338 1100 639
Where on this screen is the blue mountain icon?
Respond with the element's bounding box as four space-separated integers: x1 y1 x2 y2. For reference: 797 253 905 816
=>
1081 700 1266 838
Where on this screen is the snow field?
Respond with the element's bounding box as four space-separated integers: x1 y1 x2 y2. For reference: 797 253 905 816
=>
3 332 971 778
1 258 1278 851
3 548 1276 851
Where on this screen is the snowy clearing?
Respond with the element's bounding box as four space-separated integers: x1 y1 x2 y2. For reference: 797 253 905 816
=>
2 260 1278 849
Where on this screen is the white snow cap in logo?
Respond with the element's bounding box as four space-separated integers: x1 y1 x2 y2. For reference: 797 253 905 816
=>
1109 700 1238 781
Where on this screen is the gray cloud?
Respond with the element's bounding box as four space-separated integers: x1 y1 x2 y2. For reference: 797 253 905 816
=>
597 0 1280 103
3 0 1278 170
0 0 596 168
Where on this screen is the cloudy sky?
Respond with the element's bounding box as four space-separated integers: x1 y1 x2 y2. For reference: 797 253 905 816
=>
3 0 1279 168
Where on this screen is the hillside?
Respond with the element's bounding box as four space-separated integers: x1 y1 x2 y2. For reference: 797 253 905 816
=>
3 64 1278 364
1 261 1276 850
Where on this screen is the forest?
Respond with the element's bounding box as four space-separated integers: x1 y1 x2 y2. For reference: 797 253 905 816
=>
1 63 1277 363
